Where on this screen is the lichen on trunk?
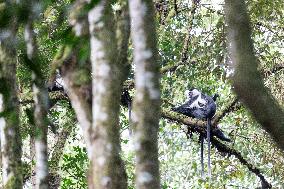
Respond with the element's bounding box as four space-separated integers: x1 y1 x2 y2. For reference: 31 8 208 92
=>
0 38 23 189
225 0 284 152
24 16 50 188
88 0 128 188
129 0 161 189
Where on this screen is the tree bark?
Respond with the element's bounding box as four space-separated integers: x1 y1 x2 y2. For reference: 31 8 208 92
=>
225 0 284 151
24 15 50 188
88 0 128 188
129 0 161 189
0 24 23 189
49 121 73 189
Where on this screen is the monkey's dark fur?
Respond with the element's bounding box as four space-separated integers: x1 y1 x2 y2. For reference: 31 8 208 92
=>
172 88 226 178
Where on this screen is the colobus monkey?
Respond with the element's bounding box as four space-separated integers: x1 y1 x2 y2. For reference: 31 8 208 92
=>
172 88 217 178
121 89 132 134
48 70 66 93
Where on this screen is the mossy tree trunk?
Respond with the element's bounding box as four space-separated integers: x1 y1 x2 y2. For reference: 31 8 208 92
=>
24 2 50 187
58 0 130 188
87 0 129 188
0 19 23 189
24 21 50 189
225 0 284 152
129 0 161 189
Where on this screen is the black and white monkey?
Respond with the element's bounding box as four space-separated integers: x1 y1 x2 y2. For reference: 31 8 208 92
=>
172 88 217 178
121 89 132 134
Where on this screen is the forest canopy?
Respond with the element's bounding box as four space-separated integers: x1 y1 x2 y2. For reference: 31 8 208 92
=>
0 0 284 189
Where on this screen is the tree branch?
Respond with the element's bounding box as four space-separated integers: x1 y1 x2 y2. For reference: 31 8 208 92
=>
262 63 284 77
210 137 271 188
212 97 240 124
225 0 284 151
161 109 271 188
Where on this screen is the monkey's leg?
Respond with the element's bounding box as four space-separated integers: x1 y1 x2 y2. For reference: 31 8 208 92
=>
207 118 211 178
200 135 205 178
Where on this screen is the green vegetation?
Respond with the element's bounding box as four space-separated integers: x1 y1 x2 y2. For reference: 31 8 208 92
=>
0 0 284 188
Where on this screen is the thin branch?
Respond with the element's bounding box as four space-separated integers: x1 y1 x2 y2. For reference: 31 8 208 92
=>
210 137 271 188
160 60 197 74
262 64 284 77
161 109 271 188
173 0 179 14
180 0 200 63
20 91 69 107
212 97 240 123
200 4 224 15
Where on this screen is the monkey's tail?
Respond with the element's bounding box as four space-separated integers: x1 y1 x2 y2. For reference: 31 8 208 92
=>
128 102 132 136
200 135 205 178
207 118 211 178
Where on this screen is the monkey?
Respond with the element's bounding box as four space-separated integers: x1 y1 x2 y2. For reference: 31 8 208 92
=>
48 72 133 132
120 89 132 135
172 88 217 178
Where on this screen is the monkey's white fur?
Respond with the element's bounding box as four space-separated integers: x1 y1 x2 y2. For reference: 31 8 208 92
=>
185 89 207 109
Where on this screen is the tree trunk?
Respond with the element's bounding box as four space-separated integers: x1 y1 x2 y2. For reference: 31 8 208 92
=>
24 18 50 189
88 0 128 188
0 30 23 189
128 0 161 189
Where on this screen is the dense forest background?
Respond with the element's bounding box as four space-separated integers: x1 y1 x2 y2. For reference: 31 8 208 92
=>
0 0 284 188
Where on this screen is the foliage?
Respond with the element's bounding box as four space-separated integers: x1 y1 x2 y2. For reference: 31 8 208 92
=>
60 146 89 189
1 0 284 188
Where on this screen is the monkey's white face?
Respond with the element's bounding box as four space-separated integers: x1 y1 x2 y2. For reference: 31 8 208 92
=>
186 89 207 109
190 89 201 97
186 89 201 99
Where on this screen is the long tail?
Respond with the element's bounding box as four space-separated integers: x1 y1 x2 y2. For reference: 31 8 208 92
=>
128 102 132 136
207 118 211 178
200 136 204 178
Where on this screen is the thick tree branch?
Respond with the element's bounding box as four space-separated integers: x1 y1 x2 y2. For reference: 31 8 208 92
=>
124 1 200 90
69 0 89 37
162 109 230 142
0 29 23 189
116 0 131 81
225 0 284 151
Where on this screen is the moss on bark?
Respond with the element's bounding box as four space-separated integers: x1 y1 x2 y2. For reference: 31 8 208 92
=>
225 0 284 151
0 41 23 189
